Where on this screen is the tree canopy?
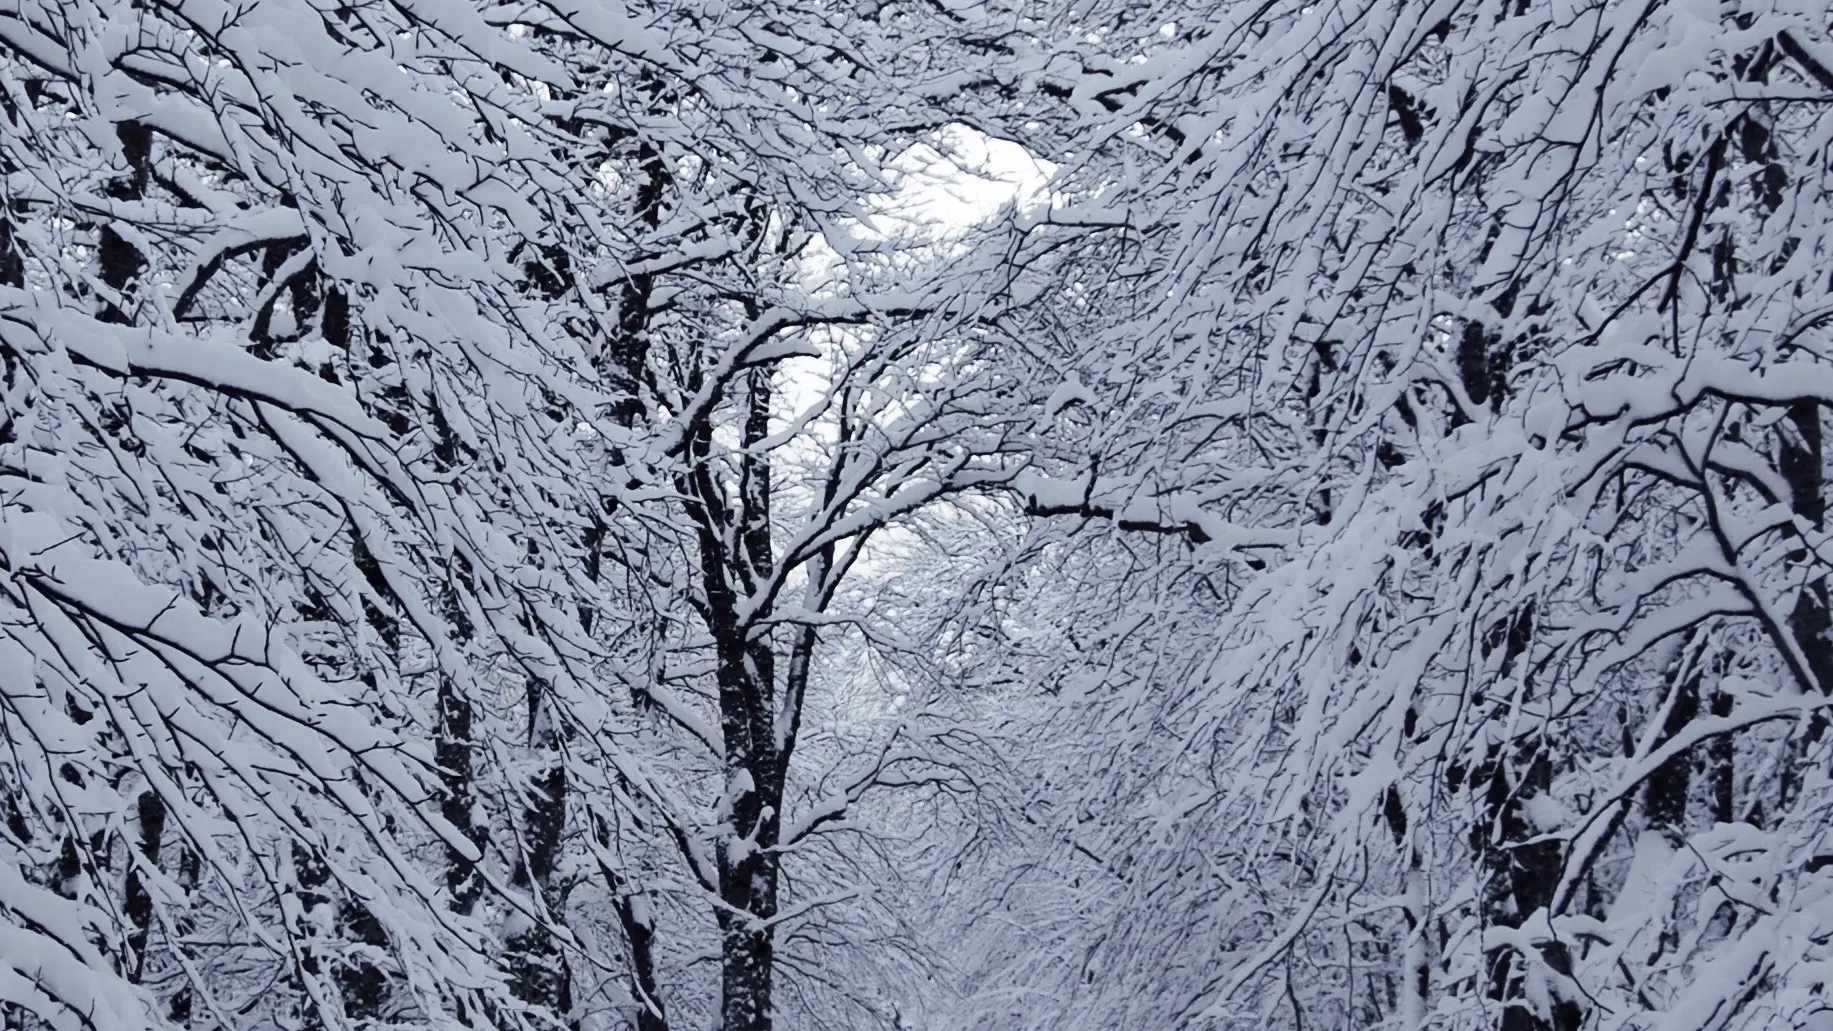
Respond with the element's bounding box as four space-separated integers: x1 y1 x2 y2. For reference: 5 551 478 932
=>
5 1 1833 1030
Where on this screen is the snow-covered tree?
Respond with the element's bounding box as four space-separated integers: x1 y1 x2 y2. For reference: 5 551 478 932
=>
923 3 1833 1031
0 0 607 1023
15 0 1833 1030
0 0 1050 1028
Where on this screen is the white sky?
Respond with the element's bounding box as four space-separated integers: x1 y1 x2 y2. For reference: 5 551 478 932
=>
773 124 1053 414
873 125 1054 237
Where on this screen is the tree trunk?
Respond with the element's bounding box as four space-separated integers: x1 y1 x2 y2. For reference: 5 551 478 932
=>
707 605 782 1031
1643 663 1701 838
291 838 334 1031
1384 785 1428 1029
123 788 166 983
1723 41 1830 828
1470 601 1580 1031
1476 747 1581 1031
167 844 202 1026
507 681 576 1026
1706 688 1735 824
684 365 789 1031
1781 399 1831 696
96 121 149 324
436 671 484 916
334 900 391 1023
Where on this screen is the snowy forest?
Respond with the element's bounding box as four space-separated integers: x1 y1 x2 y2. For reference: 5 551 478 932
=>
6 0 1833 1029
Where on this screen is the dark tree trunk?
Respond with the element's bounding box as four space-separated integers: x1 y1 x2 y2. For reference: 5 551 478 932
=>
1781 399 1831 696
123 788 167 983
1643 666 1700 837
605 117 666 431
717 655 781 1031
436 671 484 915
1384 783 1429 1026
431 404 485 919
594 832 669 1031
334 901 391 1023
679 364 791 1031
291 839 335 1031
593 809 669 1031
1706 688 1735 824
714 367 789 1031
167 844 202 1026
96 121 150 324
507 677 576 1027
703 580 782 1031
0 214 21 291
1471 601 1579 1031
620 896 669 1031
1476 748 1581 1031
1640 650 1712 960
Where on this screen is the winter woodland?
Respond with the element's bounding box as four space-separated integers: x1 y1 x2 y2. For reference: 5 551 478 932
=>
3 0 1833 1029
